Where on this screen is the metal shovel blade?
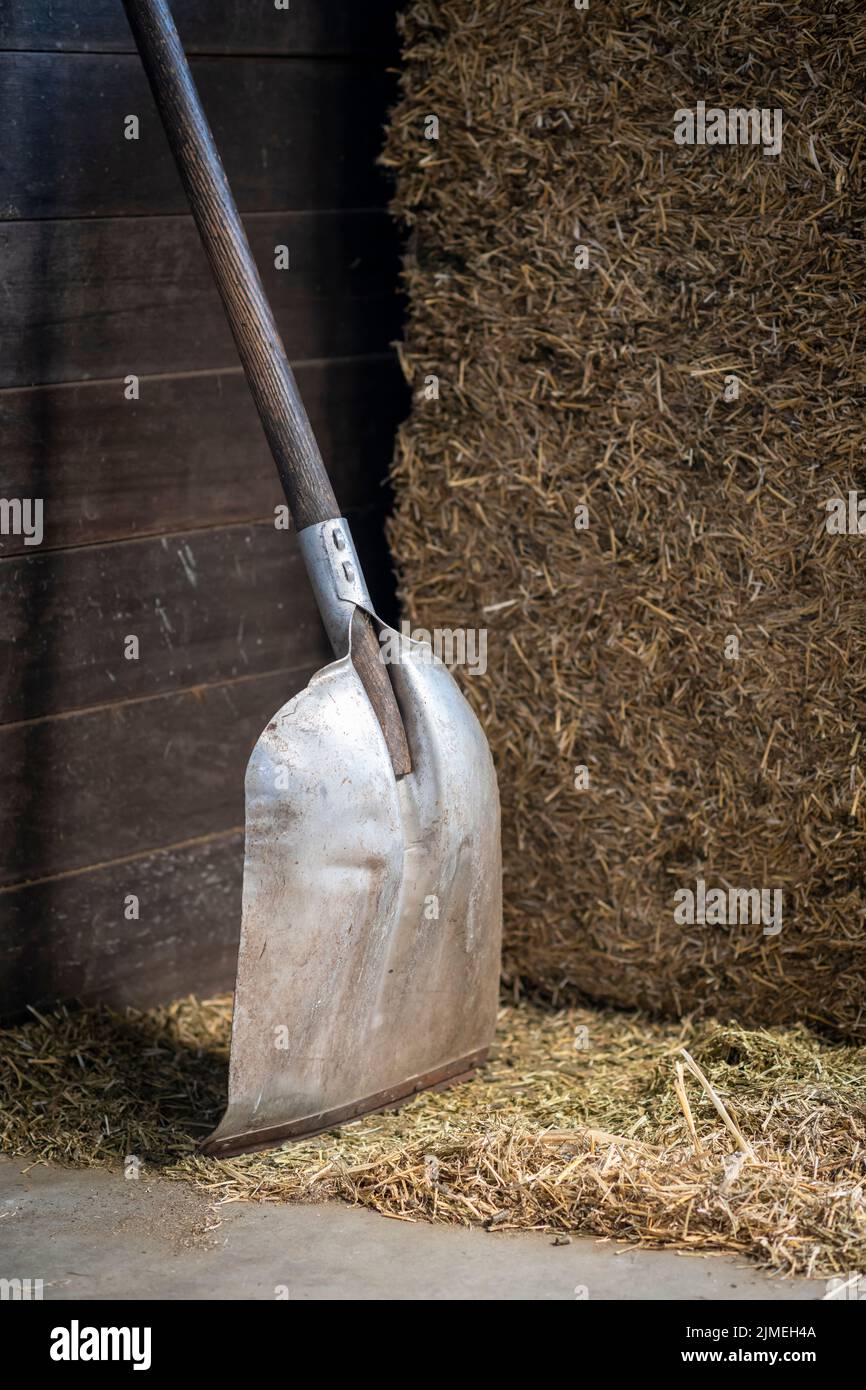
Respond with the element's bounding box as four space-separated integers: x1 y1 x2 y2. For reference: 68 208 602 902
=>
202 627 502 1157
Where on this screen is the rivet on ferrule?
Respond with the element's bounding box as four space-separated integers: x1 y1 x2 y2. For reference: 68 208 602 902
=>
296 517 375 659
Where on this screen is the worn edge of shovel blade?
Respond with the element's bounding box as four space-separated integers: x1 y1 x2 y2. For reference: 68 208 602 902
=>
202 1048 487 1158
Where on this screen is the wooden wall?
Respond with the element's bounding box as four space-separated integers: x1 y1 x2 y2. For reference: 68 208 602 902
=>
0 2 407 1019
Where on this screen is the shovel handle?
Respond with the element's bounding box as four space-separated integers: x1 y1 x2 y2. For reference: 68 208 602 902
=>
121 0 335 530
123 0 411 776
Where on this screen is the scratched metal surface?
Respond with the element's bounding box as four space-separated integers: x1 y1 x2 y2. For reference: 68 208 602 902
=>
204 633 502 1154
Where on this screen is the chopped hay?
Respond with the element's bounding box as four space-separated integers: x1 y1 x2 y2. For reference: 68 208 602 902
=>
2 996 864 1280
381 0 866 1035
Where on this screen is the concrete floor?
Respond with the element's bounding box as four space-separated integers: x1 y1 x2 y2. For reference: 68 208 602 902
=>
0 1158 825 1301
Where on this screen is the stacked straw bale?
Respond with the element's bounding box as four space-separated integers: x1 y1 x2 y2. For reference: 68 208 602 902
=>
382 0 866 1036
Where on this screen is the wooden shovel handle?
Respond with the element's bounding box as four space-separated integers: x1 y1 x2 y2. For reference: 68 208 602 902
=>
121 0 333 529
122 0 410 775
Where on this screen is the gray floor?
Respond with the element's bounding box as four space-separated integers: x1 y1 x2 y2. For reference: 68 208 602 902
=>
0 1158 825 1301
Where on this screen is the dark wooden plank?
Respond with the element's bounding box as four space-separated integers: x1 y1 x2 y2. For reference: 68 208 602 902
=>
0 210 402 387
0 667 315 886
0 522 332 721
0 0 400 56
1 54 395 220
0 355 407 552
0 831 243 1022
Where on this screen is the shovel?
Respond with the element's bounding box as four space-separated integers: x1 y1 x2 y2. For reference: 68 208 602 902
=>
123 0 502 1157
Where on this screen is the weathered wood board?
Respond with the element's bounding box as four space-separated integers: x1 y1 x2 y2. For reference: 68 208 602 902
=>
1 54 395 219
0 832 244 1023
0 523 330 720
0 667 316 886
0 210 402 387
0 355 405 553
0 1 400 56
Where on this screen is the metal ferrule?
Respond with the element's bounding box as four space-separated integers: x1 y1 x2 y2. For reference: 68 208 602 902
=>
297 517 374 658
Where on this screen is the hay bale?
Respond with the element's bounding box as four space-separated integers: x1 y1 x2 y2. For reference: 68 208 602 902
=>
381 0 866 1036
